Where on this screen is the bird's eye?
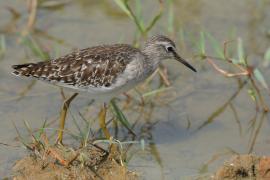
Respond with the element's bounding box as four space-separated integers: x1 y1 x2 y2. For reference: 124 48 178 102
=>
166 46 174 52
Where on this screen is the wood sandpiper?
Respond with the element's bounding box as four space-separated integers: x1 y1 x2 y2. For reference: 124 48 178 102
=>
12 35 196 143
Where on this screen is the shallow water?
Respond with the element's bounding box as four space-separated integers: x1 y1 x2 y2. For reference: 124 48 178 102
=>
0 0 270 179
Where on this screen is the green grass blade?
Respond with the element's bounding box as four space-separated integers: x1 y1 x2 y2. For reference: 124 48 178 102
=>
198 31 206 56
145 9 163 33
110 99 136 136
135 0 145 30
237 38 245 65
0 35 6 59
11 120 32 150
140 139 145 151
248 88 256 101
145 1 163 33
178 28 187 49
37 119 48 140
69 109 84 140
82 118 92 146
113 0 132 18
23 119 39 144
149 142 163 168
167 0 174 34
21 35 49 60
113 0 144 34
263 47 270 66
142 87 171 98
253 68 269 89
206 32 225 59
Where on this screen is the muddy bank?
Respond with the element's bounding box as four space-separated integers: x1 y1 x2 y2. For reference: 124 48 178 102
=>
211 154 270 179
193 154 270 179
11 136 138 180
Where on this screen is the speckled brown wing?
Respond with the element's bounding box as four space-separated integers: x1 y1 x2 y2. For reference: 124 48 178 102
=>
12 44 140 89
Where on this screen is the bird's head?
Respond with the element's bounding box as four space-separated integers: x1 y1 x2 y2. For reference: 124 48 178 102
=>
143 35 197 72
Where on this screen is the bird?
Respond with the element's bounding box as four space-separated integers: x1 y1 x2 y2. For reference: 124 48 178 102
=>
12 35 196 144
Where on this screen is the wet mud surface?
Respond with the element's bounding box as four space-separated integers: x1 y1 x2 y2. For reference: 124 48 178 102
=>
11 135 138 180
213 155 270 179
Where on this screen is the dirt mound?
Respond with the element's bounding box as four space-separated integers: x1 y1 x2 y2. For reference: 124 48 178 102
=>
213 154 270 179
11 136 138 180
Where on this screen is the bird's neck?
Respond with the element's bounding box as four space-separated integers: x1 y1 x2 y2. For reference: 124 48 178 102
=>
141 50 161 75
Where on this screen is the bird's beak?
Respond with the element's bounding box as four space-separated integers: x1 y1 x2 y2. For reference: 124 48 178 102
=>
174 52 197 72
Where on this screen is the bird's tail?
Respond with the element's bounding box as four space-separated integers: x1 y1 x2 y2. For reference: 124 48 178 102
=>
12 63 39 77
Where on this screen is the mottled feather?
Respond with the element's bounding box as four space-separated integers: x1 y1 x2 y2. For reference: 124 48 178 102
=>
12 44 141 89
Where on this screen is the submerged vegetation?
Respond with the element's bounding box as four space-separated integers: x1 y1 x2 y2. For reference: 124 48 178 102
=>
0 0 270 179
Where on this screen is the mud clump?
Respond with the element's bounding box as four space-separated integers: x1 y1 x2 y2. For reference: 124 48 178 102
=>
213 154 270 179
11 136 138 180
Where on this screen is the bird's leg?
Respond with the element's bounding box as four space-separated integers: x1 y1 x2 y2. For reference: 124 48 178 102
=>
56 92 78 144
98 103 119 159
98 103 111 139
